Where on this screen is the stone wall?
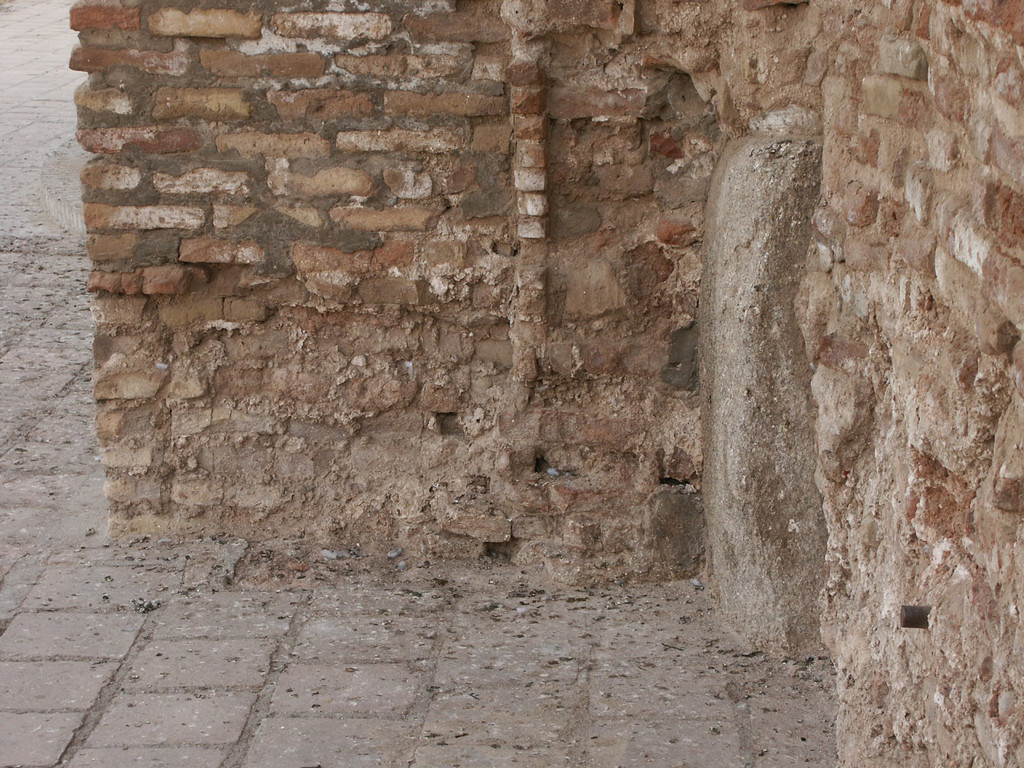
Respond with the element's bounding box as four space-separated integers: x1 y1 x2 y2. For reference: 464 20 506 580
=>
805 0 1024 765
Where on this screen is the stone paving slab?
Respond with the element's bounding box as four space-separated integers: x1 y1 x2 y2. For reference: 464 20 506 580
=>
291 613 439 663
243 717 418 768
586 717 744 768
421 684 573 746
0 660 117 711
149 592 300 640
0 711 83 767
410 742 574 768
22 564 181 611
87 692 257 748
125 638 276 691
0 611 144 660
66 746 228 768
271 661 425 716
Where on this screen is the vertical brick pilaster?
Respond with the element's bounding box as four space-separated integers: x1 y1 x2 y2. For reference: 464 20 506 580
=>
505 36 550 383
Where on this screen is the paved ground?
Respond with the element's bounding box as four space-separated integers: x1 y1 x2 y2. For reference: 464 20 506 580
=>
0 0 838 765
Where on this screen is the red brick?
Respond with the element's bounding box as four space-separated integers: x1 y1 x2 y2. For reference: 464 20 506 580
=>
292 241 414 276
141 265 205 295
992 474 1022 512
913 3 931 39
930 70 970 121
506 61 543 86
404 13 509 43
964 0 1024 45
70 4 140 31
656 218 700 246
990 128 1024 188
980 179 1024 243
547 0 622 28
88 270 144 294
540 410 641 449
216 131 330 158
895 229 936 275
975 296 1019 356
446 165 477 193
385 91 506 117
152 88 250 121
853 128 880 167
180 237 263 265
84 204 205 231
663 447 696 482
78 127 202 154
330 206 439 232
357 277 431 304
70 46 190 76
88 233 137 262
995 56 1024 106
511 87 545 116
650 132 684 159
743 0 809 8
1013 341 1024 398
148 8 262 39
270 12 391 40
982 248 1024 329
268 89 374 120
843 181 879 227
861 75 927 123
199 49 325 79
817 334 869 369
548 88 644 120
513 115 546 141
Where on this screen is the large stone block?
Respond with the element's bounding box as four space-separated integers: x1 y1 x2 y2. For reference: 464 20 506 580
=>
700 136 825 654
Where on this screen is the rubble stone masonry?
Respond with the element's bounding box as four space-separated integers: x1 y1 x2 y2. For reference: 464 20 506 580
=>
73 0 1024 764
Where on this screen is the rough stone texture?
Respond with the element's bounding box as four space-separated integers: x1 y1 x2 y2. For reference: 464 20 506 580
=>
701 136 825 654
804 2 1024 766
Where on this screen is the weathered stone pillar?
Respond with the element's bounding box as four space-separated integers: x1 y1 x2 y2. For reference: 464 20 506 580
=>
700 133 826 654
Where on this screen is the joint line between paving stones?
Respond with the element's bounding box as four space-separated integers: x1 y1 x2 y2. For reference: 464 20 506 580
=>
565 626 594 767
403 585 449 755
0 552 47 620
726 679 757 768
219 590 312 768
54 605 164 767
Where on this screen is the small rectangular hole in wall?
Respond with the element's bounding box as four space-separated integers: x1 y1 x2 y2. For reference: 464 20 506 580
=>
437 413 463 436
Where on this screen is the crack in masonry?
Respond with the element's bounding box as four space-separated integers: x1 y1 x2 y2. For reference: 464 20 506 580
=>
219 591 313 768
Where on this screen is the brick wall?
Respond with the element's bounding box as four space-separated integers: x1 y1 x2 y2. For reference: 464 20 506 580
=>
72 0 725 579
